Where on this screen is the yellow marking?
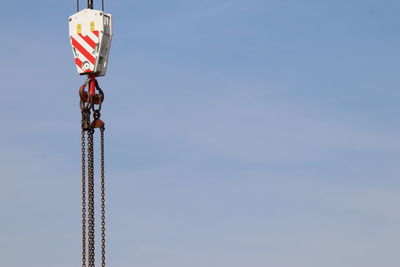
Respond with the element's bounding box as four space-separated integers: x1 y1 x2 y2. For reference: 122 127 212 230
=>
77 24 82 34
90 21 95 31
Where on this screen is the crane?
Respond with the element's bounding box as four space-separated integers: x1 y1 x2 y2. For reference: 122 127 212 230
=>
68 1 113 266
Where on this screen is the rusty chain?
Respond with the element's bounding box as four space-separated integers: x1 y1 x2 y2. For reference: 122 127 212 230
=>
80 78 106 267
88 128 95 267
100 125 106 267
81 111 88 267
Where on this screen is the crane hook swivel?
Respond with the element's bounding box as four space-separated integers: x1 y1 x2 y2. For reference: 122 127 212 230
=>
79 76 105 130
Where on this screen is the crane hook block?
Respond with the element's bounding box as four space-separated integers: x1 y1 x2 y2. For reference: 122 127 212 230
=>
69 9 112 77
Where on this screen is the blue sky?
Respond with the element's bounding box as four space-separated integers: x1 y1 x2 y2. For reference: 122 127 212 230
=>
1 0 400 266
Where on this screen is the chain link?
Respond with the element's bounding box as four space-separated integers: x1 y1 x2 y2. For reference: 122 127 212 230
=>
88 128 96 267
100 126 106 267
81 111 88 267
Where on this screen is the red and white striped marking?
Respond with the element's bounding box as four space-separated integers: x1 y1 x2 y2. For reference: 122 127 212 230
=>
71 30 99 73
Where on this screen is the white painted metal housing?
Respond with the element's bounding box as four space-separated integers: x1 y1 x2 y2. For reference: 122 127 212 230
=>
69 9 112 76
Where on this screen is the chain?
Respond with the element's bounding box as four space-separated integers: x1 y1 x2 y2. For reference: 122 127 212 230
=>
100 126 106 267
88 128 96 267
81 111 88 267
79 77 107 267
